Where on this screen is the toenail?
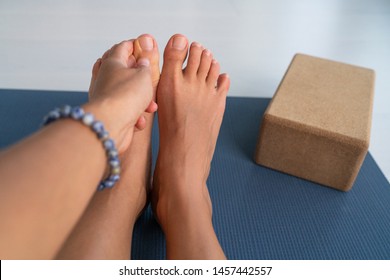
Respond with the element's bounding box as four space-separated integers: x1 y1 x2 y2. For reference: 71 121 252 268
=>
204 49 211 56
192 42 202 48
172 36 187 50
139 36 154 51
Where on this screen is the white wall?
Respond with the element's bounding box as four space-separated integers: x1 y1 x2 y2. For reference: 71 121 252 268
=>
1 0 389 180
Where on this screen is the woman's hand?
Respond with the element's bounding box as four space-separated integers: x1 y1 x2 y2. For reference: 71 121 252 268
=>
85 40 157 153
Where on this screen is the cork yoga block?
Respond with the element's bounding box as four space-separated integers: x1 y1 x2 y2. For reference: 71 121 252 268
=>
255 54 375 191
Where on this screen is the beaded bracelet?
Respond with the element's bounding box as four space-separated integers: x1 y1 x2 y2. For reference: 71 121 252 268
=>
42 105 120 191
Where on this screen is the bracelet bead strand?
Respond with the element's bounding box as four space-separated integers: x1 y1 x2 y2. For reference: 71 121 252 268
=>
42 105 120 191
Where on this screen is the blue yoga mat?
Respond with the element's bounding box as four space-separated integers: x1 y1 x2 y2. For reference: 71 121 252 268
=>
1 89 389 259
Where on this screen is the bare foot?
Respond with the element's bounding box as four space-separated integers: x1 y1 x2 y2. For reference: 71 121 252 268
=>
152 34 230 259
57 35 159 259
124 34 160 221
88 34 160 221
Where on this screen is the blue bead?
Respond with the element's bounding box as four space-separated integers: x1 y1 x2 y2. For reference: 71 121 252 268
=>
97 183 105 191
108 156 119 164
108 149 118 158
42 115 50 125
109 158 120 168
98 130 109 140
45 117 55 124
92 121 104 133
104 139 115 150
103 180 115 188
49 109 61 120
70 107 84 120
60 105 72 117
43 110 61 125
82 113 94 126
109 174 120 182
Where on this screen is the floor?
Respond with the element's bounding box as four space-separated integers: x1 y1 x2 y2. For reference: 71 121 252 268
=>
0 0 389 181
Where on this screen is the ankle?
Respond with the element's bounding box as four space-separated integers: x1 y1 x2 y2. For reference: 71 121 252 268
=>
160 200 213 234
163 213 225 260
153 181 212 224
155 154 209 184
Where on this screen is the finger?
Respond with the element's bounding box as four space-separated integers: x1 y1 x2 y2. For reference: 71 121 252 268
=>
128 55 137 68
137 57 150 68
88 58 102 98
102 49 110 60
109 40 135 66
134 115 147 131
145 101 158 113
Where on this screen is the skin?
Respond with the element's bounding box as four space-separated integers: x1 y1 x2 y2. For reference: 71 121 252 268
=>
57 34 160 259
0 38 156 259
0 34 230 260
153 34 230 259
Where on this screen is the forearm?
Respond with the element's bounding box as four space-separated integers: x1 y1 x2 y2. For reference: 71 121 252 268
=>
0 37 154 259
0 115 107 259
56 112 154 260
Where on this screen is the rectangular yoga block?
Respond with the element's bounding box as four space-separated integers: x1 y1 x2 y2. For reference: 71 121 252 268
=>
255 54 375 191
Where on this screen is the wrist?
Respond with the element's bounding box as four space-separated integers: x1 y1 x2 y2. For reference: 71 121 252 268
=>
42 105 121 190
82 101 135 152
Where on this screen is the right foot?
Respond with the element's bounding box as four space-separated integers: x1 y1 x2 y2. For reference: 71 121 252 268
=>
153 34 230 259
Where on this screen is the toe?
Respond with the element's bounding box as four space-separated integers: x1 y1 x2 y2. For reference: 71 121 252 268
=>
197 49 213 80
216 74 230 96
184 42 203 77
134 34 160 87
161 34 189 77
206 59 220 88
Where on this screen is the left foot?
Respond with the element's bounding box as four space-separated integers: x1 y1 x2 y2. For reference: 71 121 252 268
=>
87 34 160 221
122 34 160 220
57 35 159 259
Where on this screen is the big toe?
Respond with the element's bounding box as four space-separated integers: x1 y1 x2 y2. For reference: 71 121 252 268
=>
134 34 160 88
161 34 189 77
